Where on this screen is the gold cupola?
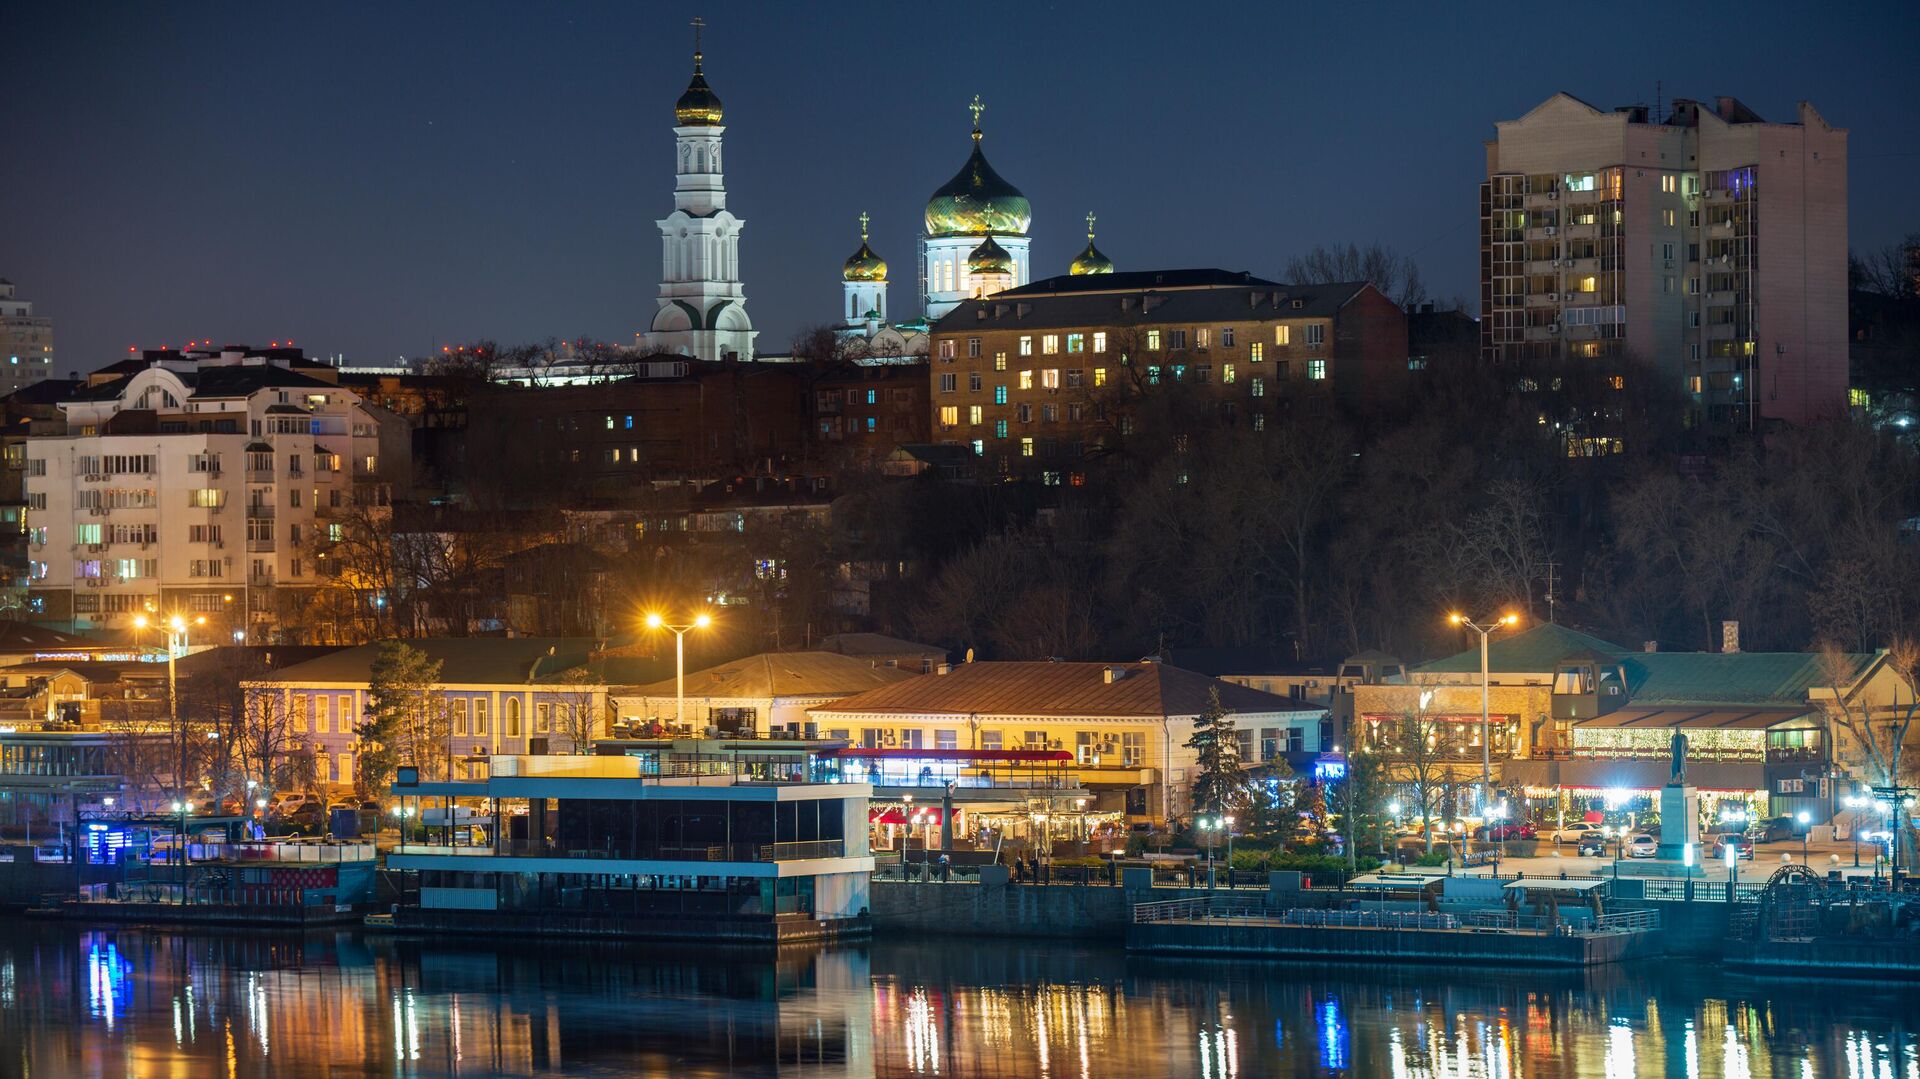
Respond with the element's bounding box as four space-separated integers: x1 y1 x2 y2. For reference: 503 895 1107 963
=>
967 234 1015 277
843 212 888 282
924 96 1032 238
674 20 724 126
1070 211 1114 275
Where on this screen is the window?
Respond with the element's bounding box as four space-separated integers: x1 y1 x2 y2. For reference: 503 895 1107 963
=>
1221 327 1235 348
994 419 1008 438
1661 174 1677 193
979 730 1003 751
939 373 957 393
1041 369 1060 389
994 351 1007 371
1250 377 1265 397
968 372 982 392
536 703 552 733
1222 364 1236 384
315 696 330 734
1304 324 1324 347
1274 325 1291 346
1042 334 1059 355
1019 371 1033 390
1662 209 1676 227
1065 369 1083 388
968 405 982 424
1307 359 1327 380
1019 336 1033 356
1249 342 1263 362
1092 332 1107 353
474 698 489 736
188 489 224 508
1688 277 1701 295
935 729 958 750
506 698 522 737
1020 437 1034 457
937 339 956 360
1146 330 1162 350
994 385 1008 405
1578 276 1598 293
1663 276 1675 294
938 406 959 427
1093 368 1106 387
967 337 981 358
866 389 877 405
900 728 923 750
1168 329 1187 349
1016 403 1032 422
1066 333 1084 354
1041 404 1058 422
1661 242 1676 260
75 524 102 545
1194 328 1211 349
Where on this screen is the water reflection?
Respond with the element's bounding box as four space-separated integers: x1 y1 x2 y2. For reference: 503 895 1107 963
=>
0 923 1915 1077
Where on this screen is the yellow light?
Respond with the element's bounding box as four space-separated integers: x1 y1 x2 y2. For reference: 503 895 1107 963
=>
1503 613 1520 626
693 613 712 629
644 613 664 629
168 616 186 632
194 616 206 625
1447 613 1463 625
133 615 148 629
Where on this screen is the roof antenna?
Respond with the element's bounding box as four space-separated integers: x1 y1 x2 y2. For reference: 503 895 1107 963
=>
1655 80 1662 122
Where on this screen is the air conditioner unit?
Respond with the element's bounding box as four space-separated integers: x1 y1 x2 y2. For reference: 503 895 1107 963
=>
1546 192 1559 201
1545 227 1558 237
1548 324 1562 335
1547 293 1560 302
88 543 105 553
84 474 104 483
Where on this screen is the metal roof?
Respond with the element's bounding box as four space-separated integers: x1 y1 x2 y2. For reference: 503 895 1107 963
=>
621 651 920 700
810 660 1323 720
1573 706 1815 730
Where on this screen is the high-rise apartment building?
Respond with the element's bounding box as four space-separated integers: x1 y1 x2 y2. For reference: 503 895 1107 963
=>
22 346 405 640
1481 93 1847 433
0 278 55 397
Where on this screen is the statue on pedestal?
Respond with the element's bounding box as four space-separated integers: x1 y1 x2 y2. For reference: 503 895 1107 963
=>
1669 730 1688 786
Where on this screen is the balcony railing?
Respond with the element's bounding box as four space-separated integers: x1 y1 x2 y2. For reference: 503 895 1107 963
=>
484 838 846 862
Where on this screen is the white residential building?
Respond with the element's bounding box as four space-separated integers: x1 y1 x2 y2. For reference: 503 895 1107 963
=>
0 278 55 397
24 347 401 639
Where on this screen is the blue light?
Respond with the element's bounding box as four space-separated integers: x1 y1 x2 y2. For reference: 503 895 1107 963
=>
1314 759 1348 782
1320 998 1349 1070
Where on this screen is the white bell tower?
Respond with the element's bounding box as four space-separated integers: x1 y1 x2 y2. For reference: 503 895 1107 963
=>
640 18 757 363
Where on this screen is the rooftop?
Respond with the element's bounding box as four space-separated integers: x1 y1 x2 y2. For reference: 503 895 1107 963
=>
622 651 921 699
938 274 1374 334
809 660 1324 719
814 632 946 659
260 637 605 686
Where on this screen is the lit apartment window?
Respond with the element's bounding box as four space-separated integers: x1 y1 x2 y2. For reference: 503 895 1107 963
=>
1041 369 1060 389
971 439 984 455
1092 332 1107 353
938 340 956 360
1019 336 1033 356
939 406 959 427
1019 371 1033 390
1661 174 1677 193
1020 437 1034 457
1304 324 1324 347
1565 173 1595 192
1195 328 1211 349
1249 377 1265 398
1274 325 1291 346
995 419 1008 438
1042 335 1059 355
1578 276 1598 293
968 405 983 425
1146 330 1162 350
1662 210 1676 227
1093 368 1107 387
1307 359 1327 380
1249 342 1264 362
994 351 1007 371
188 489 224 509
1066 333 1084 353
1222 364 1236 384
994 385 1008 404
1689 375 1703 393
1252 413 1265 431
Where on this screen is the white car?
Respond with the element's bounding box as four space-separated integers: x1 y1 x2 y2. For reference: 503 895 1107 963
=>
1626 833 1658 858
1548 823 1606 844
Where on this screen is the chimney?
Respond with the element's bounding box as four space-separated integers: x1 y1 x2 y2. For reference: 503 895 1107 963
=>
1643 641 1658 653
935 662 951 675
1721 621 1740 654
1103 666 1125 684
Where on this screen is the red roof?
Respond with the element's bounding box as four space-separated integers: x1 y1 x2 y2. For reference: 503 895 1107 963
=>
828 748 1072 762
809 660 1323 720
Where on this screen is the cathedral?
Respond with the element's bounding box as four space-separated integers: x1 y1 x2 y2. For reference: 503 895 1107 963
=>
835 97 1114 355
637 23 758 364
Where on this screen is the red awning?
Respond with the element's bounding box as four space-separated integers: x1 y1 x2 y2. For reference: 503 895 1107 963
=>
871 807 948 826
830 748 1074 763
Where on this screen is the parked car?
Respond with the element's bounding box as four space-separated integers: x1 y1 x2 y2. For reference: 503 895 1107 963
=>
1753 816 1796 843
1548 823 1606 844
1712 833 1754 860
1576 832 1610 857
1626 832 1659 858
1476 823 1536 841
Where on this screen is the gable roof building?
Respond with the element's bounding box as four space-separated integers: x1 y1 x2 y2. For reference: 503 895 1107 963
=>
612 651 922 737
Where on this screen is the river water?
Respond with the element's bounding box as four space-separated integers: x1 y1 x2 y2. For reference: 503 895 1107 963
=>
1 922 1915 1077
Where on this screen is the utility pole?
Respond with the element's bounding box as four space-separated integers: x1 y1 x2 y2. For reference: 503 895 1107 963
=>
1449 612 1519 818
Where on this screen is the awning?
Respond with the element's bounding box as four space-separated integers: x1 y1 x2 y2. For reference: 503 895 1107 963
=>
1503 878 1607 893
1346 872 1447 890
1573 707 1814 730
831 748 1074 762
870 807 948 826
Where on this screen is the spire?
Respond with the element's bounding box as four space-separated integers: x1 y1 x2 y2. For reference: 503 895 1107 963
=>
969 94 984 143
859 210 870 243
1086 211 1097 242
691 15 705 72
674 17 724 125
1070 210 1114 276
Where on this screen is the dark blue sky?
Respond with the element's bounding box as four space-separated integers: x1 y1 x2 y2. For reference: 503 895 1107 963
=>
4 2 1915 370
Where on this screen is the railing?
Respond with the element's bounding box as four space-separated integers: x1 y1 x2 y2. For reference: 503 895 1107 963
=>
437 839 847 863
1133 896 1270 924
156 841 376 864
1595 909 1660 933
1639 878 1769 903
1283 908 1461 931
758 839 845 861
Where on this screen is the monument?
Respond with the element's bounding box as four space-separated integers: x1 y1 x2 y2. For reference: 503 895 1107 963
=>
1657 729 1701 862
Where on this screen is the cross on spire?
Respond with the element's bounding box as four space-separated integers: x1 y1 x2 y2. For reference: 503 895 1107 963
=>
858 211 870 242
691 16 705 69
1086 211 1097 241
968 95 984 141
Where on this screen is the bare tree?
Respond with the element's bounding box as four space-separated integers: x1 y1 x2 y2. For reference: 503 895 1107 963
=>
548 672 606 753
1850 235 1920 299
1817 642 1920 865
1371 705 1477 852
1284 242 1429 310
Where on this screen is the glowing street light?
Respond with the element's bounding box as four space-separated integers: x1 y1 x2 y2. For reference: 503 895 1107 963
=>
643 610 715 731
1448 611 1520 816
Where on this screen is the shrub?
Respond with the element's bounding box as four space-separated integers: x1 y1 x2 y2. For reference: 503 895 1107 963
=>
1124 833 1148 857
1411 851 1452 868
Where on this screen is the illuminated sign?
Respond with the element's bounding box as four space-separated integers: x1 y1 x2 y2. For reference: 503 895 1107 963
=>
1313 757 1347 782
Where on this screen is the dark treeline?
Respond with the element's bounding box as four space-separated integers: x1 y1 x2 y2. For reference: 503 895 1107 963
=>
854 347 1920 665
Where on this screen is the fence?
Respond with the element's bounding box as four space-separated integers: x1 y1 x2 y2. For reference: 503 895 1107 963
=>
1132 896 1270 924
1638 878 1768 903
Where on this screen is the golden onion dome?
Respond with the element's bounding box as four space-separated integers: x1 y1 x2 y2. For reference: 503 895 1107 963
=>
1070 240 1114 276
967 234 1014 276
843 212 888 282
925 100 1030 238
843 240 887 282
674 53 724 126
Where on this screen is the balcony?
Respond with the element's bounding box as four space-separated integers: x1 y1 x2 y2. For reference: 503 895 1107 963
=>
249 571 275 586
247 469 275 484
246 539 275 553
429 838 848 863
245 505 275 520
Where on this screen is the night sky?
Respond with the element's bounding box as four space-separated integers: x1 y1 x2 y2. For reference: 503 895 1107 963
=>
5 2 1916 371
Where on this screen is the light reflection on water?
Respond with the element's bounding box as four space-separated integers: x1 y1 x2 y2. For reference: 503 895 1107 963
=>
0 924 1916 1077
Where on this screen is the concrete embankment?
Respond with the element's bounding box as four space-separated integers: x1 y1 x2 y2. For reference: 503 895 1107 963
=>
1125 921 1661 967
390 907 868 945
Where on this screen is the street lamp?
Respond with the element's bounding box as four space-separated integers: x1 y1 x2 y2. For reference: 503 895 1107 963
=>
1448 611 1520 817
1224 814 1236 886
135 612 207 808
643 610 713 732
1797 809 1811 863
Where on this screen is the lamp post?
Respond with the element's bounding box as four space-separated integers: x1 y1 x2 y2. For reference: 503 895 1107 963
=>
643 610 713 732
1448 612 1519 818
136 613 206 810
1224 814 1236 887
1797 809 1811 863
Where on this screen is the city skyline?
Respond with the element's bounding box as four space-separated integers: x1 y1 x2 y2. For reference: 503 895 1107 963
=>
3 1 1916 371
